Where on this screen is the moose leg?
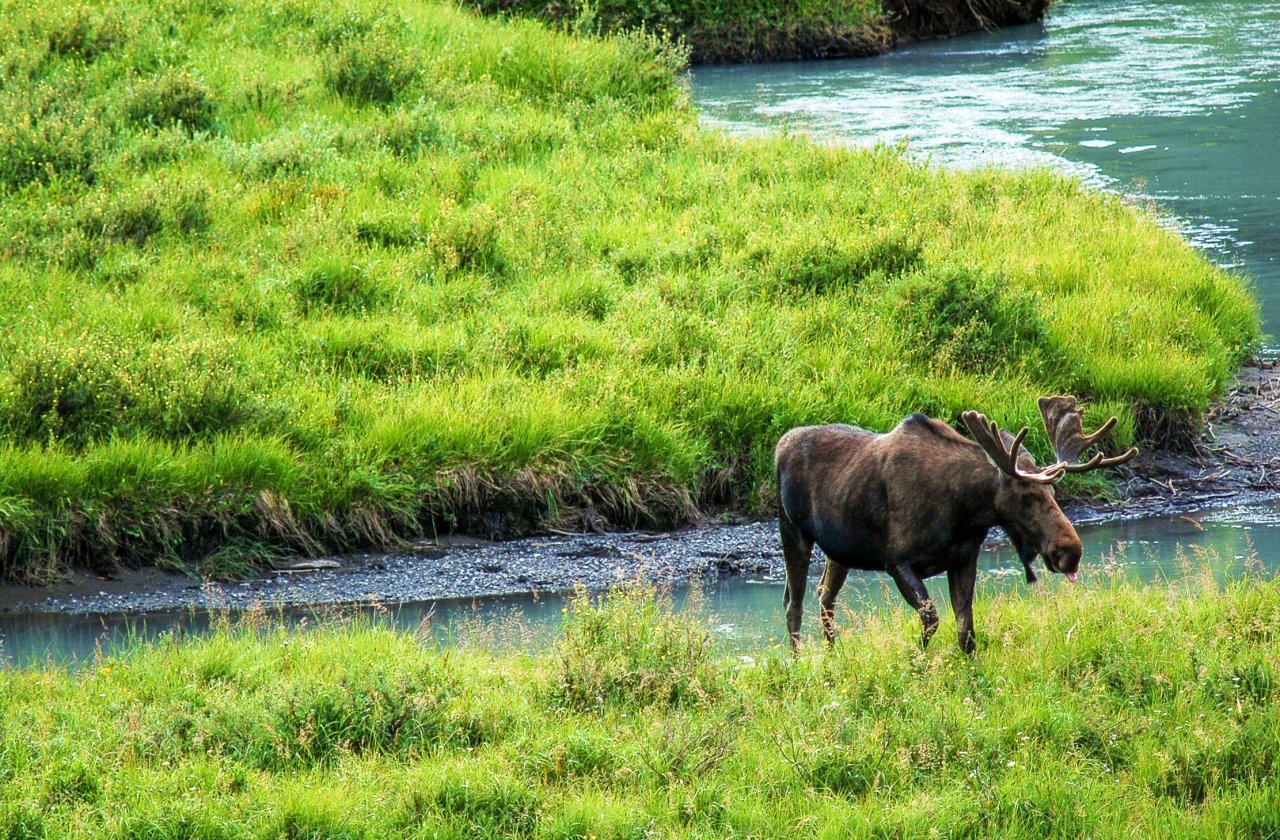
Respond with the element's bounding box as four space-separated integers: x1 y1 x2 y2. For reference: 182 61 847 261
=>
817 561 850 645
888 562 939 648
780 515 814 649
947 556 978 655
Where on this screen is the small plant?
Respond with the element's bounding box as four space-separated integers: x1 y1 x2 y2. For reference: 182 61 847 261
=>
428 201 507 275
291 258 387 314
432 777 541 837
555 583 722 710
45 4 129 62
125 68 217 134
892 267 1054 375
324 29 416 105
0 96 105 189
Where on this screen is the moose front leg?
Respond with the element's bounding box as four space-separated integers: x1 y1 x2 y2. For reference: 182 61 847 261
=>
888 562 939 648
947 556 978 655
817 561 850 645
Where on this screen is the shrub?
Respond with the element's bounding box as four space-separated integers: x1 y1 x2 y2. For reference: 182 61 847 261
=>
432 777 541 837
291 258 387 314
0 94 105 190
324 29 416 105
555 584 722 710
428 202 507 276
125 68 217 134
0 336 257 447
768 231 922 294
892 267 1054 375
45 5 129 61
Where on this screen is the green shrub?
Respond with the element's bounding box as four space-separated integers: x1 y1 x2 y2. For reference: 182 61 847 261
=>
44 5 129 61
43 763 100 807
428 202 507 276
0 336 257 447
291 258 387 313
0 93 106 190
432 777 541 837
0 801 46 840
892 267 1055 375
125 68 217 134
555 584 722 710
324 29 416 105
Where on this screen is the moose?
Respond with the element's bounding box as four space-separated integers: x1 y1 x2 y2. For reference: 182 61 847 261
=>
775 396 1137 653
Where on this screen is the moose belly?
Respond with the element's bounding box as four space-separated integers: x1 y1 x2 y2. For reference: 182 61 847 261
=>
807 516 888 572
809 511 988 577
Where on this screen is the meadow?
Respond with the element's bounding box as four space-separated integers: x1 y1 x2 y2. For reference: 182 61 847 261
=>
0 0 1260 582
2 565 1278 838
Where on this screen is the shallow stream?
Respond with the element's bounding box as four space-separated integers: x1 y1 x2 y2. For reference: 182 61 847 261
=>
3 505 1279 667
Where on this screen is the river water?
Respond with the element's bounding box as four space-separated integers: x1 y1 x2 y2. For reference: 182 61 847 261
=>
4 0 1280 667
3 505 1278 667
693 0 1280 339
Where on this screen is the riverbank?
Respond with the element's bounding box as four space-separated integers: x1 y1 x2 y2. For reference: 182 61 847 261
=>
5 363 1278 618
2 576 1278 837
465 0 1053 64
0 0 1258 587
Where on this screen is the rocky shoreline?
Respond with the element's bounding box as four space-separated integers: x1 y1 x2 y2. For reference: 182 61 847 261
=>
2 365 1277 618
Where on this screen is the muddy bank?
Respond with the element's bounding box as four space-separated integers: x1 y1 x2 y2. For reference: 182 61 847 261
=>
466 0 1054 65
3 365 1278 617
883 0 1052 45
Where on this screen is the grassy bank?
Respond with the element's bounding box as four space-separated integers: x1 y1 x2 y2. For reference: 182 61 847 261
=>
2 567 1279 837
0 0 1260 582
463 0 1052 64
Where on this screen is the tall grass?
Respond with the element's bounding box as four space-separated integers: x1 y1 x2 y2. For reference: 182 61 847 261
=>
2 565 1279 837
0 0 1260 581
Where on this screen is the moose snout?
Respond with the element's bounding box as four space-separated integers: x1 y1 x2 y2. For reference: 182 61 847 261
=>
1044 537 1082 579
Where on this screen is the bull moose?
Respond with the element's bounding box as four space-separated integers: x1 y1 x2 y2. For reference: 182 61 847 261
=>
775 396 1137 652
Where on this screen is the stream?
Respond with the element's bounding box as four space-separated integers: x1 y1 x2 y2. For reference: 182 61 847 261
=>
3 504 1279 667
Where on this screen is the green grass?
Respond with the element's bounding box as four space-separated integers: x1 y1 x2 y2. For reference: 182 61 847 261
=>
3 563 1280 837
0 0 1261 582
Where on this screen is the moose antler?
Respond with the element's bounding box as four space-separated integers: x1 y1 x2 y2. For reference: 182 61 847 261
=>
1038 396 1138 473
961 411 1066 485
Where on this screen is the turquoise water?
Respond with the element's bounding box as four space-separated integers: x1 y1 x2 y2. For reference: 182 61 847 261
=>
692 0 1280 341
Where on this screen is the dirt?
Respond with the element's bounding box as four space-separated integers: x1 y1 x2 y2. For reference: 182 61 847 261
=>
2 365 1278 617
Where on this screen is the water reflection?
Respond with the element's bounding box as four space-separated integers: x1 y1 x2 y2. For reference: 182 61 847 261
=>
3 507 1276 668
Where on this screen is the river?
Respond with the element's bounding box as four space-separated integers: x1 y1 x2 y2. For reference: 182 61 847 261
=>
4 0 1280 667
692 0 1280 340
3 504 1278 667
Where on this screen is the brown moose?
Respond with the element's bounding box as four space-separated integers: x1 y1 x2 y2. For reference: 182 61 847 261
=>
775 396 1137 652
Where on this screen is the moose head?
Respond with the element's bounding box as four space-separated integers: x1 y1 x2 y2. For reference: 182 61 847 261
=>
775 395 1137 652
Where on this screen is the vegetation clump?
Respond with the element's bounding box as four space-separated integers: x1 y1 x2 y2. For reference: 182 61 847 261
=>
0 0 1260 582
464 0 1053 63
2 567 1279 837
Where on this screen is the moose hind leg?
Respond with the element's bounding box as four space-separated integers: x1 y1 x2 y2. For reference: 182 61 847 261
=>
817 561 850 645
888 562 939 648
780 515 814 649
